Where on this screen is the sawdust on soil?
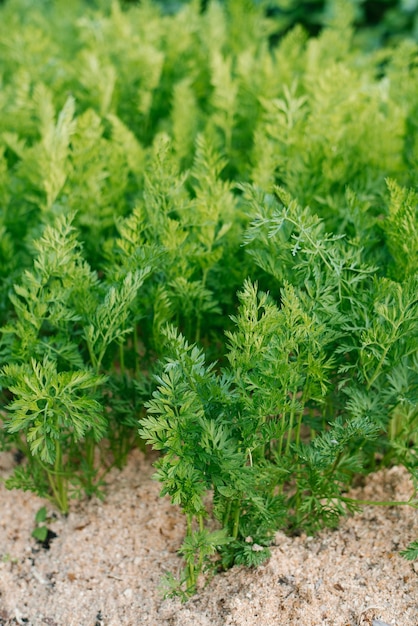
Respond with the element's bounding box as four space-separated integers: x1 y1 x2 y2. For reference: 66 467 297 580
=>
0 447 417 626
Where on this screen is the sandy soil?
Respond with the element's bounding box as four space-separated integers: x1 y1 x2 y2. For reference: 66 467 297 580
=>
0 448 417 626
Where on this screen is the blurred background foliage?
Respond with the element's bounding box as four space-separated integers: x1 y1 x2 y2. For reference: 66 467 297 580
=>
118 0 418 45
0 0 417 45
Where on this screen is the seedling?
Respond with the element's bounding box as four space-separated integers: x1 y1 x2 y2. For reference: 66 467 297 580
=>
31 506 57 549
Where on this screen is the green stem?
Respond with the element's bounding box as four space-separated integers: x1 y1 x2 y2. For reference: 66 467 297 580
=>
195 268 209 344
47 472 62 512
277 423 285 458
197 513 205 573
285 389 299 455
232 501 241 539
47 441 68 514
285 414 294 455
365 342 392 391
222 498 232 528
119 340 125 376
133 324 140 377
295 408 305 447
295 386 310 446
87 341 98 372
186 514 196 591
327 450 343 479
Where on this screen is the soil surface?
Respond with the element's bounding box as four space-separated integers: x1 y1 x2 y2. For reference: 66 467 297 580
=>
0 448 417 626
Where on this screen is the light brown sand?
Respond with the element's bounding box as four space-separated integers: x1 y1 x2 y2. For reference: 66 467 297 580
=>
0 448 417 626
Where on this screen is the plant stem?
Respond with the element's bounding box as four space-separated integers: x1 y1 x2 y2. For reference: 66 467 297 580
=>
285 388 299 455
119 340 125 376
195 268 209 344
197 513 205 574
186 513 196 591
133 324 140 377
232 500 241 539
223 498 232 528
47 441 68 514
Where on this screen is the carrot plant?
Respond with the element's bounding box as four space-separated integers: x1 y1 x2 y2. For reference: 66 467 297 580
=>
0 0 417 595
0 213 150 511
141 228 418 594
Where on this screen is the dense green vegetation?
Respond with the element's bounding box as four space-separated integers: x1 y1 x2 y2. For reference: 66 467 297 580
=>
0 0 417 597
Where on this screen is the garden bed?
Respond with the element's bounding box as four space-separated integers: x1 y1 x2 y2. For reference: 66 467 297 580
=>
1 448 417 626
1 2 418 621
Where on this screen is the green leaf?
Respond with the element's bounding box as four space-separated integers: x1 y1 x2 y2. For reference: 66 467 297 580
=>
32 525 49 542
400 541 418 561
34 506 47 524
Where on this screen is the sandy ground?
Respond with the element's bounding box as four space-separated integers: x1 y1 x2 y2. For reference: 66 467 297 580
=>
0 448 417 626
